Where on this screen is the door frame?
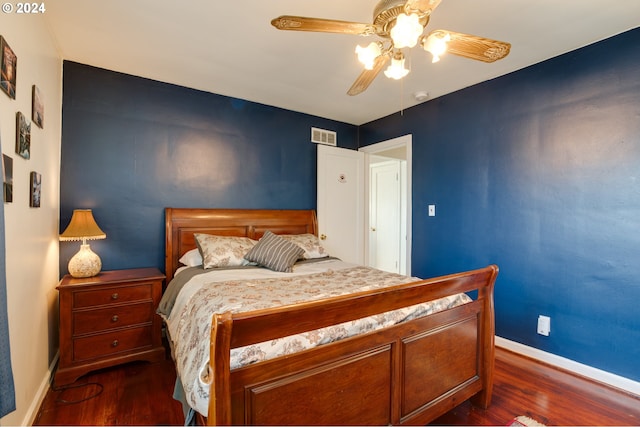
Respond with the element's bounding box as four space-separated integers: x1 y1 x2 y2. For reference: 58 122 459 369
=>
359 134 412 275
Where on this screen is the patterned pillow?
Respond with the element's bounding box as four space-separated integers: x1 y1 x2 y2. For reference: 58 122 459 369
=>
244 231 304 272
194 234 256 269
279 234 329 259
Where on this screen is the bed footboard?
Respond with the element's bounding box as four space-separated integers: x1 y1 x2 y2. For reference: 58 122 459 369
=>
208 265 498 425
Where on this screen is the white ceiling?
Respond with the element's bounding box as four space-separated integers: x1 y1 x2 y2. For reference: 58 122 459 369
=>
43 1 639 125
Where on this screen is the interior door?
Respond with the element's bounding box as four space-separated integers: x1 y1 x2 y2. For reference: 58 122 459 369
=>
317 145 364 264
369 160 401 273
360 134 412 275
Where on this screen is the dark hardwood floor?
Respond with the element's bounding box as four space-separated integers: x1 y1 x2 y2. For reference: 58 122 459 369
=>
432 348 640 426
34 347 640 426
34 356 183 426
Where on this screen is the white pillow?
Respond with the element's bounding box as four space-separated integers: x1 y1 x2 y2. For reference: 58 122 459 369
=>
178 248 202 267
280 234 328 259
194 234 257 269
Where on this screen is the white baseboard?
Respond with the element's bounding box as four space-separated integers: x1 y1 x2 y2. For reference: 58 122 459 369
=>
22 351 58 426
496 336 640 397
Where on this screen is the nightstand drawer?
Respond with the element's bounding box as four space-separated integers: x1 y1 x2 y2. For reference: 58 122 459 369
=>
73 326 153 361
73 302 154 335
73 283 152 308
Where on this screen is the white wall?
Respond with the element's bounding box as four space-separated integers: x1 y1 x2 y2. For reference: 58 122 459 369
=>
0 12 62 427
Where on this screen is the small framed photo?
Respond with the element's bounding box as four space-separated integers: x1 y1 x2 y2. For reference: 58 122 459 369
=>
2 154 12 203
16 111 30 159
30 171 41 207
32 85 44 128
0 36 17 99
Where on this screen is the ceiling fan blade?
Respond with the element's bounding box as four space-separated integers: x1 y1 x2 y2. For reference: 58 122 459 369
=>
347 53 391 96
271 15 377 35
404 0 442 16
434 30 511 63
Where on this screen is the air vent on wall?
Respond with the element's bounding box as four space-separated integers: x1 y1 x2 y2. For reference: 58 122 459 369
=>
311 127 337 146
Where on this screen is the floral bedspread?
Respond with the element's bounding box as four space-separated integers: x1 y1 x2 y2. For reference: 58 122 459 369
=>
162 259 471 417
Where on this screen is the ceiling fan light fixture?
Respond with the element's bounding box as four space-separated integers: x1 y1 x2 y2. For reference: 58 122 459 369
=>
422 31 451 63
270 2 511 96
390 13 423 48
384 52 409 80
356 42 383 70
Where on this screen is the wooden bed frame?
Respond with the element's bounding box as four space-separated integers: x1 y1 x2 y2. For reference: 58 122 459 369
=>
165 208 498 426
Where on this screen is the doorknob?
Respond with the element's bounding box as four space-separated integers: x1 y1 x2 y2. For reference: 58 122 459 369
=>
371 227 376 232
320 234 327 240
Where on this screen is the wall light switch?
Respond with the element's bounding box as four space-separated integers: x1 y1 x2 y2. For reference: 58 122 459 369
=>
537 315 551 336
428 205 436 217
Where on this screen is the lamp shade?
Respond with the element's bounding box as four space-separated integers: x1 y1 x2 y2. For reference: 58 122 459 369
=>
390 13 423 49
60 209 106 278
422 31 451 63
60 209 106 241
356 42 382 70
384 53 409 80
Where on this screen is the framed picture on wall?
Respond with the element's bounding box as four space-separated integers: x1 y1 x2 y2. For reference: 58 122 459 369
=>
2 154 12 203
32 85 44 128
30 171 41 207
0 36 17 99
15 111 30 159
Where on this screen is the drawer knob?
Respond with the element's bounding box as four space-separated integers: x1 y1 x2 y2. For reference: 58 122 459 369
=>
111 315 119 323
111 340 119 347
111 293 119 300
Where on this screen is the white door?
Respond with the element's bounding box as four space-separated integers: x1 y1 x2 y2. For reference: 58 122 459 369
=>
317 145 364 264
369 160 401 273
360 134 412 275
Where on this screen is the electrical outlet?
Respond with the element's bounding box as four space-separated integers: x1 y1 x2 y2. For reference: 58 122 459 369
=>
537 315 551 336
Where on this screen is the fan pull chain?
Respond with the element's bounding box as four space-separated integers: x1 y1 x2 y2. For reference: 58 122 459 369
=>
399 53 410 116
400 76 404 116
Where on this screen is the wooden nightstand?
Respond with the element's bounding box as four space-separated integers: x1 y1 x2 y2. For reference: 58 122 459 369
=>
55 268 166 386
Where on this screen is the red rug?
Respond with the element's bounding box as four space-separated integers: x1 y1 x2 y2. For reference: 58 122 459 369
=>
508 415 546 426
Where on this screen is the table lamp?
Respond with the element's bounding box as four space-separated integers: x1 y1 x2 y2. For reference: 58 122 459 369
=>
60 209 106 278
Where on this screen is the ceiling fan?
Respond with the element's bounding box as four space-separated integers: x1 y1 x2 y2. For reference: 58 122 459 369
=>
271 0 511 96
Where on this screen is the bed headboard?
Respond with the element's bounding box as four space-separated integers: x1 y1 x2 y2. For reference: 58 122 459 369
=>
165 208 318 282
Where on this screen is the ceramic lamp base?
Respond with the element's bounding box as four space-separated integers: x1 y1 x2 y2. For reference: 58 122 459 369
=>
68 243 102 278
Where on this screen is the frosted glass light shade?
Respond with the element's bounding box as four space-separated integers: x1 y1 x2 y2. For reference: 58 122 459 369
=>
356 42 382 70
384 56 409 80
390 13 423 48
68 243 102 278
423 31 451 63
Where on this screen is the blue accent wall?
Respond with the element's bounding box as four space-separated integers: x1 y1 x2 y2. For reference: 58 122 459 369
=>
61 28 639 383
359 28 640 381
60 62 358 274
